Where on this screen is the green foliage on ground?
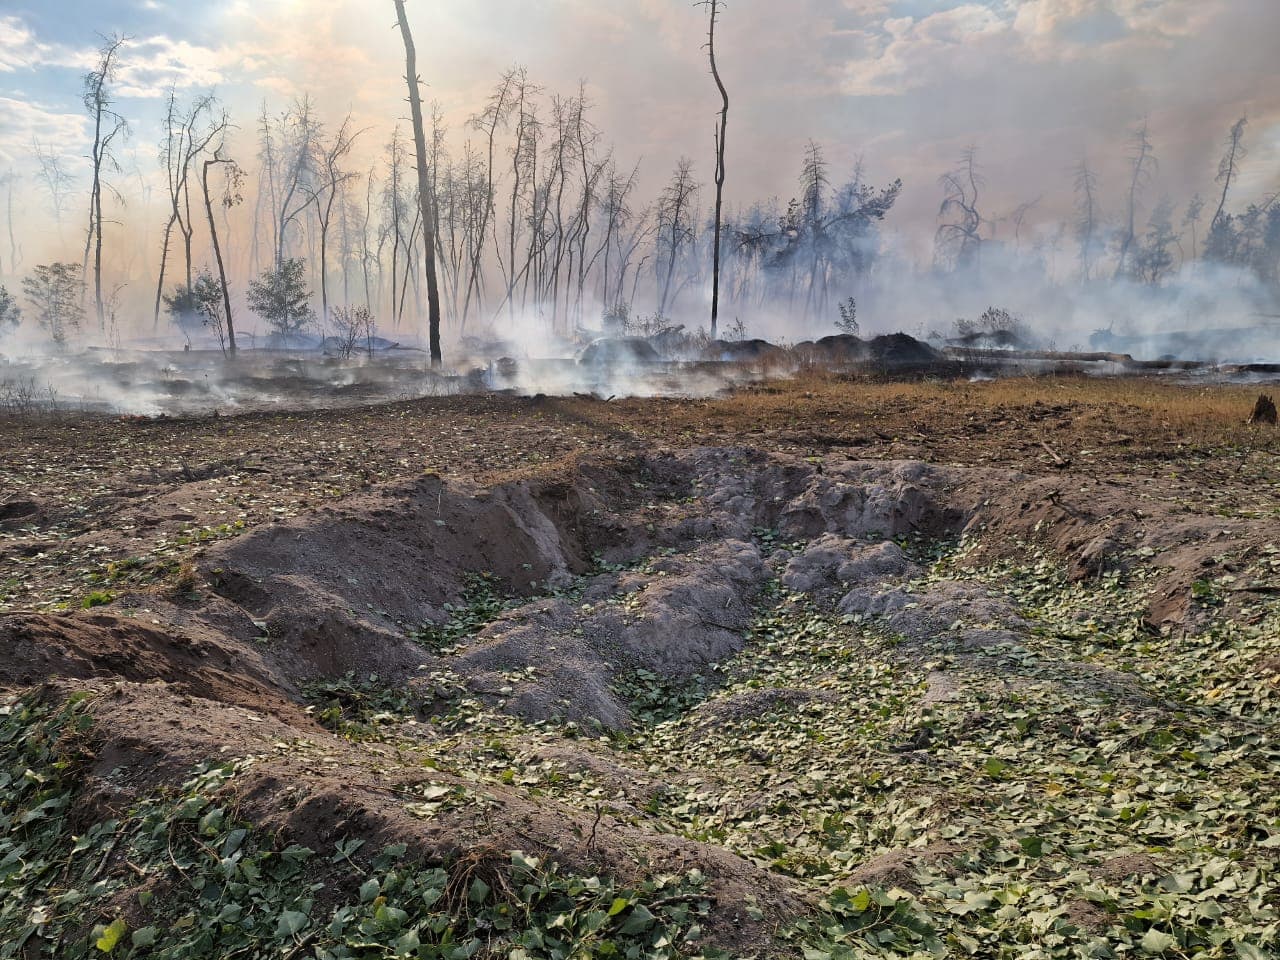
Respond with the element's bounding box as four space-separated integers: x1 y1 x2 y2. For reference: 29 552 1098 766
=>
0 696 723 959
4 541 1277 958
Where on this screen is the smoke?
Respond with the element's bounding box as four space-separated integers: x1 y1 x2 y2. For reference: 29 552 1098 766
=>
2 0 1280 408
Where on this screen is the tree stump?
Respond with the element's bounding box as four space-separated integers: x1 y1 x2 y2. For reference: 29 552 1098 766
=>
1248 394 1278 426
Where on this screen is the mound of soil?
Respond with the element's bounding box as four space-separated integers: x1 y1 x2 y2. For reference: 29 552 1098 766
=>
578 337 661 366
700 338 788 363
791 332 942 370
804 334 867 363
459 539 765 726
866 332 942 367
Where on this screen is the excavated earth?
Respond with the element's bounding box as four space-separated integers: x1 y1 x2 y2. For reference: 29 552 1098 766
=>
1 376 1278 957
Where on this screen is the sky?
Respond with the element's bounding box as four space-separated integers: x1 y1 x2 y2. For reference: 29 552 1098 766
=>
1 0 1279 266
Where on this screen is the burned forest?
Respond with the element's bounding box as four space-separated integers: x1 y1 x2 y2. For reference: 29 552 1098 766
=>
1 3 1278 959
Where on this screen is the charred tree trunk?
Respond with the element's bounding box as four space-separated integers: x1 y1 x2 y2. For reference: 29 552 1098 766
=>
705 0 729 339
394 0 443 366
202 157 238 358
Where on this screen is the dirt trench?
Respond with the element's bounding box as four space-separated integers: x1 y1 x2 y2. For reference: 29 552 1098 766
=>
3 443 1276 953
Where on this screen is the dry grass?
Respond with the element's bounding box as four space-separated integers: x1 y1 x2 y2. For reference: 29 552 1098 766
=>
724 371 1273 443
2 371 1277 611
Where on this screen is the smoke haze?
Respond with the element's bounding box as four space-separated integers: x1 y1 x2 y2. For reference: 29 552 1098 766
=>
1 0 1278 371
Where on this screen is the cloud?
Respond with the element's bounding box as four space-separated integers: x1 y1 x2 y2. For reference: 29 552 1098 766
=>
2 14 233 98
0 14 82 73
840 4 1012 97
113 36 232 97
0 96 87 167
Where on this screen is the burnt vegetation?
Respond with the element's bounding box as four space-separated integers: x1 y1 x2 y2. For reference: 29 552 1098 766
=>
0 16 1276 370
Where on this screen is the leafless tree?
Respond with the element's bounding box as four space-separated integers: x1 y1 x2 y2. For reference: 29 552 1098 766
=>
656 159 700 316
383 128 412 329
700 0 730 338
1182 193 1205 263
154 88 229 328
82 33 131 330
257 96 319 269
33 141 73 240
393 0 445 365
1072 158 1101 282
1008 196 1042 254
1114 120 1157 279
0 170 18 277
304 113 362 328
1210 115 1247 233
570 86 608 329
331 304 376 358
465 70 517 322
500 69 542 323
201 149 244 357
935 146 984 271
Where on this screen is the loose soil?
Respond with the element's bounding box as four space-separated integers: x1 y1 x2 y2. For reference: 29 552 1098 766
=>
1 373 1277 958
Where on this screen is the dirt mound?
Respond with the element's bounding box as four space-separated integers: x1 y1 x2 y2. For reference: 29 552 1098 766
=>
797 334 866 363
866 332 942 367
700 338 789 363
0 613 293 717
458 540 765 727
781 536 920 595
578 337 661 366
54 676 801 951
792 333 942 370
961 472 1279 632
839 579 1028 645
849 843 961 893
200 468 641 683
677 449 972 541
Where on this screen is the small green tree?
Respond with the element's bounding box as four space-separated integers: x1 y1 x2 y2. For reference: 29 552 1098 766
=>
22 263 84 346
835 296 859 336
162 283 201 333
247 258 314 338
188 268 230 355
0 285 20 335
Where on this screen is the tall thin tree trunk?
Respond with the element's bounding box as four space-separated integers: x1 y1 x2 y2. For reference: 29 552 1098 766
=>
706 0 729 338
154 216 177 329
4 176 17 275
394 0 443 365
203 159 237 357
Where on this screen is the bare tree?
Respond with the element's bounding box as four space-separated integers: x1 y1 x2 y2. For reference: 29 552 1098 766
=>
202 149 244 357
82 33 131 330
1182 193 1205 263
1210 115 1247 233
1008 196 1042 254
331 305 376 358
499 69 542 324
0 170 18 277
257 97 320 269
33 142 73 242
935 146 984 271
465 71 517 322
701 0 730 338
1072 158 1100 282
656 159 700 316
1115 120 1157 279
154 88 228 329
383 128 411 328
304 113 362 328
393 0 444 365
